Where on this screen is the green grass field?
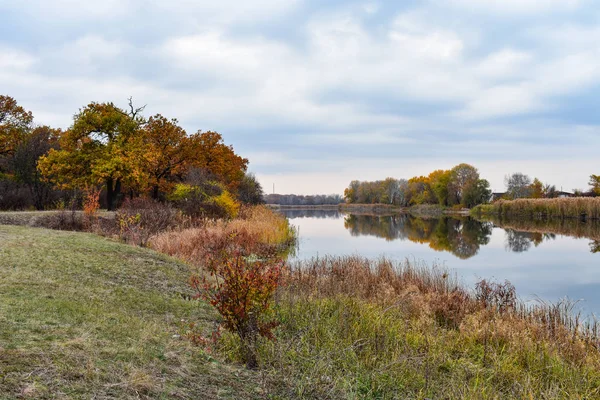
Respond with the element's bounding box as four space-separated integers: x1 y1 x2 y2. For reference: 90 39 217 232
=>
0 225 264 399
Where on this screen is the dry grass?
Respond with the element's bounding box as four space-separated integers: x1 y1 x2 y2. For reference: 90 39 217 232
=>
282 256 600 345
149 205 296 266
242 256 600 398
473 197 600 220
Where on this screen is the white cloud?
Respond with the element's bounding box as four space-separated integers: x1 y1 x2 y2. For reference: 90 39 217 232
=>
442 0 584 15
474 49 533 79
0 46 36 70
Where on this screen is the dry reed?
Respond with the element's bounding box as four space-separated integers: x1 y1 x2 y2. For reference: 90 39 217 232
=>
474 197 600 220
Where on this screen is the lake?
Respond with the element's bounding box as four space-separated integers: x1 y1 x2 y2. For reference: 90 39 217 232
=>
280 209 600 314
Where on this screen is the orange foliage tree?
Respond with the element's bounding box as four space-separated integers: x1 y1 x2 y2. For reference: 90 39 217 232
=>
38 101 145 210
0 95 33 158
188 131 249 192
136 114 193 199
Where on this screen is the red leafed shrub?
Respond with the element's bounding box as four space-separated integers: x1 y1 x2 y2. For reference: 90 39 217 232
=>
190 230 285 369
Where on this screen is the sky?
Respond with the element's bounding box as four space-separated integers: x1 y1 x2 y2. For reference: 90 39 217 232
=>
1 0 599 195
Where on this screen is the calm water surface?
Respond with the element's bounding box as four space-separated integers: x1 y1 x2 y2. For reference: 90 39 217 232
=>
281 209 600 314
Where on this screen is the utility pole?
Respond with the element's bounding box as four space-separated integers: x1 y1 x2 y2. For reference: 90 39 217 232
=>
273 183 275 195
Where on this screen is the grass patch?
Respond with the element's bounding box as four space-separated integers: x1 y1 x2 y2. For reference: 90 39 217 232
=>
0 225 267 399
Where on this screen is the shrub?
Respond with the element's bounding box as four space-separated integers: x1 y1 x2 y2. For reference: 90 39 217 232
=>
212 190 240 218
190 230 285 369
115 197 178 246
168 182 237 219
32 202 85 231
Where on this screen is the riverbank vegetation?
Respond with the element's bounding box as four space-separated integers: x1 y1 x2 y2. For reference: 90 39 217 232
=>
472 197 600 220
209 255 600 398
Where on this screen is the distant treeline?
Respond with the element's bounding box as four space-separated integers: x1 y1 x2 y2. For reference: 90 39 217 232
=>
344 164 491 208
264 193 344 206
345 166 600 208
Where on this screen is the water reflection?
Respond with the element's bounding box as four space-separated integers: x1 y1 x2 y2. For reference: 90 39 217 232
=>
340 213 600 258
344 214 492 259
283 209 342 219
280 209 600 313
482 216 600 255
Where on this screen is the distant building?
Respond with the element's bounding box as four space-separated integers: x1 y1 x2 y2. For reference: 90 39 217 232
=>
491 192 505 201
556 191 574 198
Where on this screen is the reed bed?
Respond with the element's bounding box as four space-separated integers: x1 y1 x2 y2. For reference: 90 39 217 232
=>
223 256 600 398
473 197 600 220
281 256 600 344
149 205 296 266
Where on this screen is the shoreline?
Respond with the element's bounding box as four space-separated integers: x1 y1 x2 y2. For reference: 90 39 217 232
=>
269 203 471 217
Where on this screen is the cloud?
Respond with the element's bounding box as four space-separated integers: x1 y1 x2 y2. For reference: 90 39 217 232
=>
442 0 584 15
1 0 600 195
0 46 36 70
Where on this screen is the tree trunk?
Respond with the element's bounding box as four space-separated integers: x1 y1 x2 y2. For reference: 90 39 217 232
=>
152 185 159 200
240 313 259 369
106 177 115 211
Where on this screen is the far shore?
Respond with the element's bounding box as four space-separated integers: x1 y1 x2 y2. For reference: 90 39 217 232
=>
268 203 471 216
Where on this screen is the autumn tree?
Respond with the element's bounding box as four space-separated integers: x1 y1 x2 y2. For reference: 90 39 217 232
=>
380 177 400 204
462 178 491 207
188 131 248 191
0 95 33 159
344 180 360 203
136 114 191 199
39 101 145 210
11 126 61 210
428 169 452 206
530 178 544 198
407 176 436 205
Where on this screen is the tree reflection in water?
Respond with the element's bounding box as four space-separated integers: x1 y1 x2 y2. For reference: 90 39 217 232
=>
481 215 600 255
283 209 342 219
343 214 492 259
504 230 557 253
342 213 600 257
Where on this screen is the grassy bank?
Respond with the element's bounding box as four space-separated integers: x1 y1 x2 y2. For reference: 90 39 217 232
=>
472 197 600 220
4 207 600 398
0 225 268 399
